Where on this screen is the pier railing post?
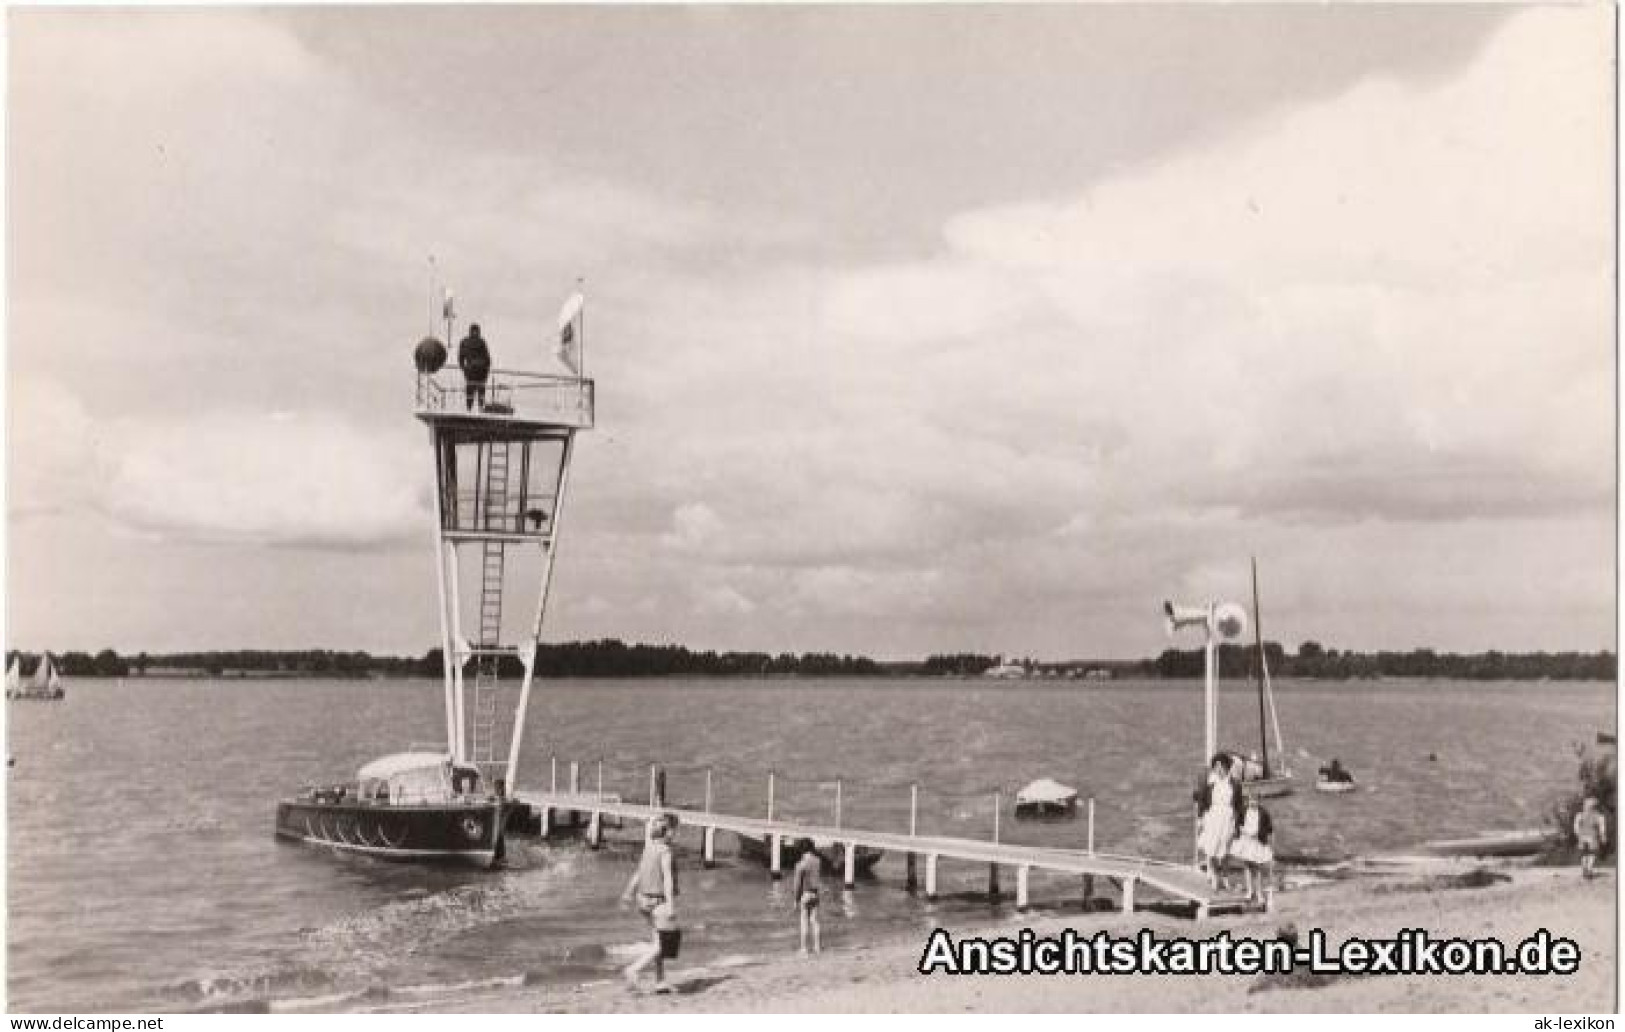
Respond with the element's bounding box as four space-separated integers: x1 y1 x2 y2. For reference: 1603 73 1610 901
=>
767 770 776 822
1088 797 1096 854
835 778 843 829
705 768 714 814
909 783 918 837
569 760 580 795
992 790 1001 844
551 756 557 793
596 759 603 801
648 765 657 807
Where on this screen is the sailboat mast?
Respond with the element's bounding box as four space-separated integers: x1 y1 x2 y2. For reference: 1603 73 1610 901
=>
1251 557 1270 778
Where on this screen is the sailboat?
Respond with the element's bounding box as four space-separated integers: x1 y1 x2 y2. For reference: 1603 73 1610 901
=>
1223 558 1293 797
7 653 65 701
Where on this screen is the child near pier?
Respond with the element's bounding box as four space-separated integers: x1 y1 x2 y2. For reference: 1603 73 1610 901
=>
790 839 823 956
621 817 680 992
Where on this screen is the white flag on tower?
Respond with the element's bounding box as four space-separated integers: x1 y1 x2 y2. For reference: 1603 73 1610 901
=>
556 292 585 376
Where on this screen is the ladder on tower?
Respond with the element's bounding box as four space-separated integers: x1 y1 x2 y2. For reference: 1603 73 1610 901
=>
471 441 510 768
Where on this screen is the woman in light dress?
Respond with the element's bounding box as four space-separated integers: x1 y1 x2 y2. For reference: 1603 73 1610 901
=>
1196 754 1241 890
1230 787 1275 905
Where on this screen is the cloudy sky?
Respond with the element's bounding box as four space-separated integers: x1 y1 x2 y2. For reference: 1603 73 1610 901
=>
7 5 1614 659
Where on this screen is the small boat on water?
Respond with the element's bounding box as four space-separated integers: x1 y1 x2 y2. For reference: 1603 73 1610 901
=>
1211 560 1293 797
7 654 65 701
275 752 517 866
1315 759 1358 793
1014 778 1079 820
1420 829 1550 859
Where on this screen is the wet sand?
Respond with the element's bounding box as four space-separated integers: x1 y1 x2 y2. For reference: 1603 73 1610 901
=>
369 863 1615 1013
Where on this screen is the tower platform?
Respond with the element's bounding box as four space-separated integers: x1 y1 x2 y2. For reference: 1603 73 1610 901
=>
415 368 594 431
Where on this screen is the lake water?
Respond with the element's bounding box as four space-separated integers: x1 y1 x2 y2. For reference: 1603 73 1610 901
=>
6 675 1612 1011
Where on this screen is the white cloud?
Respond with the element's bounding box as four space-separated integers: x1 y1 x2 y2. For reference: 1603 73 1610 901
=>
103 411 427 548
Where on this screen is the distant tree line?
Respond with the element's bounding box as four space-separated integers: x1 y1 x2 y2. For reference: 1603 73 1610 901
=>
7 641 1613 681
921 653 1001 675
1151 642 1616 681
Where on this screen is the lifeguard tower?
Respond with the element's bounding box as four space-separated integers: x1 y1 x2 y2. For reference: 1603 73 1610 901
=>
413 319 593 797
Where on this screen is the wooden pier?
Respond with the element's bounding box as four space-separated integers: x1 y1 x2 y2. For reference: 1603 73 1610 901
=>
516 790 1254 920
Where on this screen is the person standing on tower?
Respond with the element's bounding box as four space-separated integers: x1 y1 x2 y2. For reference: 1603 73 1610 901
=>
458 323 492 411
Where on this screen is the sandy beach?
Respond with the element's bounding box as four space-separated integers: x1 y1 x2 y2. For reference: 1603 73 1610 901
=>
364 861 1615 1014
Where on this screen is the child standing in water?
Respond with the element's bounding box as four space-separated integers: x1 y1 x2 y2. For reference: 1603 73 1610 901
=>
789 839 823 956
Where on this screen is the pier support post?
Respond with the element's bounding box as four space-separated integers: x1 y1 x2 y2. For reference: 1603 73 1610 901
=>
569 761 580 795
1082 874 1095 911
924 854 939 901
770 834 783 880
587 810 602 849
702 827 716 868
843 842 857 890
905 852 918 892
1121 876 1137 914
538 806 552 839
988 863 1001 901
1016 865 1030 913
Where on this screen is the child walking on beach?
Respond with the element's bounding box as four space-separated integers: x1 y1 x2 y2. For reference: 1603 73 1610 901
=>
1574 796 1607 880
790 839 823 956
621 817 680 993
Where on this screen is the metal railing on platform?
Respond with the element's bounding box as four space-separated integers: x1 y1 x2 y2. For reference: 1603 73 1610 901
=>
416 368 594 428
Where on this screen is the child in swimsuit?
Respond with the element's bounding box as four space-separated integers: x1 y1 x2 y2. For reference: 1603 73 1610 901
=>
790 838 822 956
620 817 679 991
